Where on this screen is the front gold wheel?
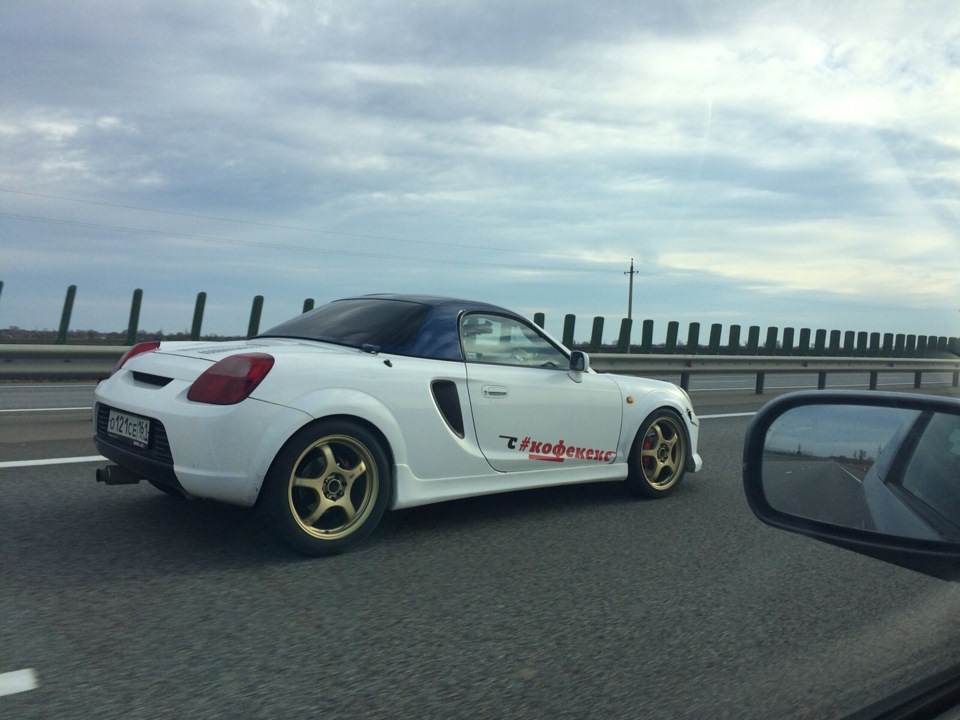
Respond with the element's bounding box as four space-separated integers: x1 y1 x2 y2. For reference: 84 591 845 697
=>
627 410 688 498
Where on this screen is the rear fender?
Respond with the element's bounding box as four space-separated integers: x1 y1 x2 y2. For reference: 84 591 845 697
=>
256 387 407 486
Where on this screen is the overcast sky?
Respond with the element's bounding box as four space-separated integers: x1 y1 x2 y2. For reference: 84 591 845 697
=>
2 0 958 342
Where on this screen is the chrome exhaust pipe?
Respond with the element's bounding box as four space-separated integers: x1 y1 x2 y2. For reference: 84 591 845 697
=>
96 464 142 485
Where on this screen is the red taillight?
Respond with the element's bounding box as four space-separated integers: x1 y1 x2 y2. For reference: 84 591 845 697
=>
113 341 161 375
187 353 275 405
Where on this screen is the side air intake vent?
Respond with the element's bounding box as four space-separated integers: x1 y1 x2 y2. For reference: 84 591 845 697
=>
431 380 465 438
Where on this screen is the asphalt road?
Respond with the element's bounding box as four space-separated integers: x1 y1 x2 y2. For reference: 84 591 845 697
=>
3 382 960 719
763 459 874 529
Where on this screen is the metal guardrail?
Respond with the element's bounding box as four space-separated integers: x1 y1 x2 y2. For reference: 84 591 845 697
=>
0 345 127 381
590 354 960 393
2 345 959 393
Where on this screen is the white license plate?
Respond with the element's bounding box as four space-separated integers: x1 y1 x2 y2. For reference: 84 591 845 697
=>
107 410 151 447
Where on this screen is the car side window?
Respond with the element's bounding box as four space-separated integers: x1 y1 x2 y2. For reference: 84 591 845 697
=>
460 314 567 369
899 412 960 529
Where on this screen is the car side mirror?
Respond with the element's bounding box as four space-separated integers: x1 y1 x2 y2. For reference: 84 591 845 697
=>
568 351 589 382
569 351 589 372
743 390 960 581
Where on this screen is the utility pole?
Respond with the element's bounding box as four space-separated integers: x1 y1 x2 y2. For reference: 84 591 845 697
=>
624 258 638 320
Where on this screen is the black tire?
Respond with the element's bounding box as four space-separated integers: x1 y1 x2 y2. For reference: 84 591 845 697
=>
260 419 391 556
626 409 688 498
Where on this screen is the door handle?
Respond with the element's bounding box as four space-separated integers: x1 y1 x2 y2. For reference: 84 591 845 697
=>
482 385 509 398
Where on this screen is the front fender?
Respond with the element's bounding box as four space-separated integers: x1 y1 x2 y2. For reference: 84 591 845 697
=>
620 388 702 473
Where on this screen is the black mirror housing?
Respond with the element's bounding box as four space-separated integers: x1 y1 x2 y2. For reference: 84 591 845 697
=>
743 390 960 581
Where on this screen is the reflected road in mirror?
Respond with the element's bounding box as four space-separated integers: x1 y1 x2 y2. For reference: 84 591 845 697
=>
759 404 960 541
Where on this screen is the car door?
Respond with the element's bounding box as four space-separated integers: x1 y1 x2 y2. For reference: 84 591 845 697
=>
461 312 623 473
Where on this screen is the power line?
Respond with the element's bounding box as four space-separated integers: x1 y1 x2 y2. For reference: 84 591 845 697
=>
0 188 756 289
0 212 620 275
3 188 928 314
0 191 732 291
0 188 591 262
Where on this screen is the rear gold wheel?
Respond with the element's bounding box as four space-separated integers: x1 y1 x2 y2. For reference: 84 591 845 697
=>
262 420 390 555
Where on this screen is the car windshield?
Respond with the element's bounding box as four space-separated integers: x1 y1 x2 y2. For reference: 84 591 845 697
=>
257 298 429 349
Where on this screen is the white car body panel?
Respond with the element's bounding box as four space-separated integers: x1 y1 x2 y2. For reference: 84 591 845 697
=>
464 362 624 472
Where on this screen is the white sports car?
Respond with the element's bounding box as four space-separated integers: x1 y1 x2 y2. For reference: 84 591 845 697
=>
94 294 703 555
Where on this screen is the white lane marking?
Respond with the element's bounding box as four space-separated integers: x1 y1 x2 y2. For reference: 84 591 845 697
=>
838 465 864 484
0 669 38 697
0 456 106 470
0 407 92 414
699 412 756 419
0 384 97 390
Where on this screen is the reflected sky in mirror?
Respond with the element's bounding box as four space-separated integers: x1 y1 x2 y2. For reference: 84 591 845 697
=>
764 405 920 465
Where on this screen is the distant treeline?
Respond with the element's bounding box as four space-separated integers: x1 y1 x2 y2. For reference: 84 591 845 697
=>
0 327 244 345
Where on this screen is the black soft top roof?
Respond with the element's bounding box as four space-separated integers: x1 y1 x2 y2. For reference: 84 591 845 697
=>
258 294 532 360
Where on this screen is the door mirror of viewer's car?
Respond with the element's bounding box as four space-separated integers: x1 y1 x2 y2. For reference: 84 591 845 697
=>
743 390 960 581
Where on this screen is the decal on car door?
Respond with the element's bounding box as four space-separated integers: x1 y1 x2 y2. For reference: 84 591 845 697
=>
500 435 617 463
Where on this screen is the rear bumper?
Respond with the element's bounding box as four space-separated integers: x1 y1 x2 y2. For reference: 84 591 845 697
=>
94 403 183 491
92 373 314 506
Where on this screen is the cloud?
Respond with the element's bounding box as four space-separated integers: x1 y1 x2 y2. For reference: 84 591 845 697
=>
1 0 958 339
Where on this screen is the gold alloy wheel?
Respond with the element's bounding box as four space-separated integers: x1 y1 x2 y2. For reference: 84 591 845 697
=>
639 414 686 491
286 434 379 540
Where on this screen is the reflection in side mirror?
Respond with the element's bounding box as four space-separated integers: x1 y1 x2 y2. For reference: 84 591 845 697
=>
743 391 960 581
